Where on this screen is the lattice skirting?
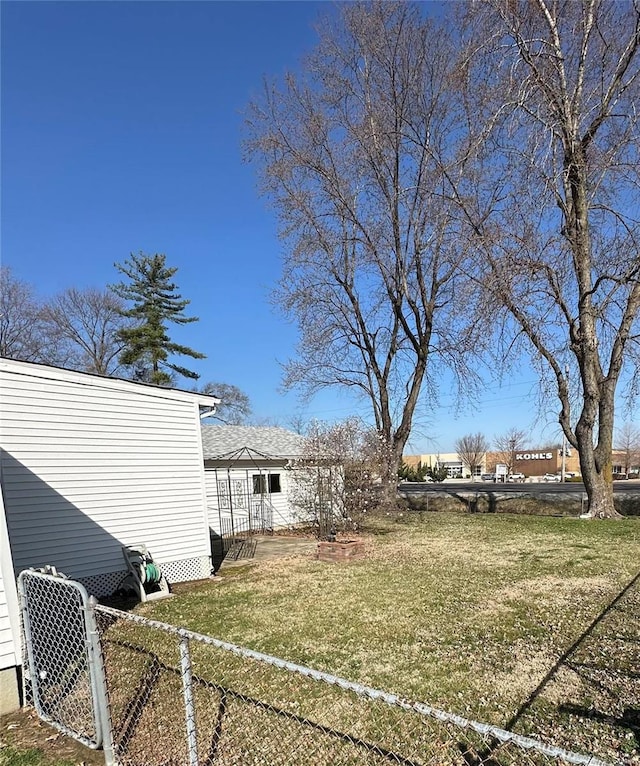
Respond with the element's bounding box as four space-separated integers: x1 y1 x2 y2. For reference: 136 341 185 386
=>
80 555 212 597
161 556 211 583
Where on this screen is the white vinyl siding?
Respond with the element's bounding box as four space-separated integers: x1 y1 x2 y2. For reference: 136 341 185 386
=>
0 360 213 583
0 572 16 670
266 471 297 527
0 487 20 670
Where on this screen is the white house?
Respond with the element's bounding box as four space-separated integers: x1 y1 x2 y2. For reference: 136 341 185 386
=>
0 358 220 712
202 425 305 539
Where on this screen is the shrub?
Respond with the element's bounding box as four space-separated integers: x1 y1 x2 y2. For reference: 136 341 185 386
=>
398 461 428 482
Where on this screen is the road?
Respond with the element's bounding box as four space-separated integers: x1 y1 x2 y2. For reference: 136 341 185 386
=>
398 480 640 495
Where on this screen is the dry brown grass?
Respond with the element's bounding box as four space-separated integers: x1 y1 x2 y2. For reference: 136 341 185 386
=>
8 512 638 765
135 512 639 763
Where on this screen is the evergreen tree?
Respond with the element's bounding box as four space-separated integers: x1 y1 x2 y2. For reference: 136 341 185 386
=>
111 252 205 386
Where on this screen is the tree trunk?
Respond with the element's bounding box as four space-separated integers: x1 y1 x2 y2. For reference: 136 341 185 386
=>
576 429 622 519
373 435 401 508
581 469 621 519
378 464 398 508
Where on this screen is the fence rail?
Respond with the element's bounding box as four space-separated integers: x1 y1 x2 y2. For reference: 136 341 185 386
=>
19 570 623 766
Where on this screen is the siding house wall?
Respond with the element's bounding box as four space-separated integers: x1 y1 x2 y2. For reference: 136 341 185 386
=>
0 359 217 597
0 529 19 672
0 569 15 671
0 475 22 713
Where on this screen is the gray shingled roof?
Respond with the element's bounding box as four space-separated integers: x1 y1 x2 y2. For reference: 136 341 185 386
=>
201 425 305 460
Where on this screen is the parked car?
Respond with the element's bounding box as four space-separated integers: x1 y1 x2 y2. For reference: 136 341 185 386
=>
543 473 561 482
508 473 525 482
612 473 628 480
481 473 496 481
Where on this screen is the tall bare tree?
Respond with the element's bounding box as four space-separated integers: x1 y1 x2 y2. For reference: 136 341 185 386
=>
458 1 640 517
285 413 310 436
246 2 479 497
0 267 47 362
615 422 640 476
40 287 129 376
455 432 489 477
493 428 528 476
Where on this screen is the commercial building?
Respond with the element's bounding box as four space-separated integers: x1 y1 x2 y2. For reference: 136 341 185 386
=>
404 447 581 479
404 445 637 480
489 447 581 478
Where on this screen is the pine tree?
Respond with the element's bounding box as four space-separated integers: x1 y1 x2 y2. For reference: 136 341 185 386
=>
111 252 205 386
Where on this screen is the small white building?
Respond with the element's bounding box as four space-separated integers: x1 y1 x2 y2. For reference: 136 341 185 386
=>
202 425 305 538
0 358 219 712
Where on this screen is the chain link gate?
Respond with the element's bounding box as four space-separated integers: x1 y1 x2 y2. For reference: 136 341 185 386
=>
18 569 115 764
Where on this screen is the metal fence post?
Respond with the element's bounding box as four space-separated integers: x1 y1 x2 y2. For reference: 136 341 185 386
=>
17 573 39 711
86 596 116 766
179 633 199 766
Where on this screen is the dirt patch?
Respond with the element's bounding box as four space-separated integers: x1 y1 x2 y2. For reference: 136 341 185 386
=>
1 707 104 765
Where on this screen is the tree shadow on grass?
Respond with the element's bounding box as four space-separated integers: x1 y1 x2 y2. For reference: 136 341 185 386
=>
462 572 640 763
463 570 640 763
504 569 640 743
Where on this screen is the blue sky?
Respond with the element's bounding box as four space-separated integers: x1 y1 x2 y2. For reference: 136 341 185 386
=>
1 0 563 453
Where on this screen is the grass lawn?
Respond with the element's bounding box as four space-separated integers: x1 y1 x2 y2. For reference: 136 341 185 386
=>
1 707 105 766
0 747 73 766
131 512 639 764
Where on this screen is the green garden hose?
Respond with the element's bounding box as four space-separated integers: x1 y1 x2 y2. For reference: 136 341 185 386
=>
142 561 162 585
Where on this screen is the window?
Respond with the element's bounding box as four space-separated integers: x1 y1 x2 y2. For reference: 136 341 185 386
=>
253 475 266 495
268 474 281 493
253 473 281 494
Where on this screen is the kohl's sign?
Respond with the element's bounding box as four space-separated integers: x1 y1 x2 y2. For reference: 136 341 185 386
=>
516 452 553 461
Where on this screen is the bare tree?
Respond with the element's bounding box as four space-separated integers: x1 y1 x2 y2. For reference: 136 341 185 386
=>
200 382 251 425
615 422 640 477
40 287 129 376
493 428 528 477
286 413 309 436
455 432 489 478
0 267 47 362
246 2 479 499
458 1 640 517
290 417 382 537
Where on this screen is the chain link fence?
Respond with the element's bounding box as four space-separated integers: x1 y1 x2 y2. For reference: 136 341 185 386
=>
19 569 624 766
93 604 619 766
